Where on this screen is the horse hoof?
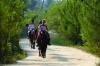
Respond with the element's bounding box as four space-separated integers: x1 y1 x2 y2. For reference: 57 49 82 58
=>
32 46 35 49
33 47 35 49
43 56 46 58
39 54 41 57
42 55 46 58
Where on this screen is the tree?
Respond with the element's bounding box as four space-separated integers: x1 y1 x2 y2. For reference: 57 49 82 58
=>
78 0 100 53
0 0 25 63
47 0 83 44
47 0 100 56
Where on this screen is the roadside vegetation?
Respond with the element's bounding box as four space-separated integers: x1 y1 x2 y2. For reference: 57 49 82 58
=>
0 0 99 65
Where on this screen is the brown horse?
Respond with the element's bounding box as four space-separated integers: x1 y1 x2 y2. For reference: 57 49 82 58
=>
28 29 38 49
37 31 50 58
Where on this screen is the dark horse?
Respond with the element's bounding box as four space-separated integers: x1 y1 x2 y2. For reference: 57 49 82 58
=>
37 30 50 58
28 29 38 49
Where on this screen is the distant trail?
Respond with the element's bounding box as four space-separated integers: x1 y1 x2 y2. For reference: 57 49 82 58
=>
6 38 99 66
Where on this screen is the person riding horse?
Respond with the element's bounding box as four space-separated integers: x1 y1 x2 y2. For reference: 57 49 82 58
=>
37 19 51 58
28 19 36 49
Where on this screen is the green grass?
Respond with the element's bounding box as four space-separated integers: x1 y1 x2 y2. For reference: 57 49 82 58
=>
4 53 27 64
15 53 27 60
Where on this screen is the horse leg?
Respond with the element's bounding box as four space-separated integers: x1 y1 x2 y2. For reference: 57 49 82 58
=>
41 50 44 58
31 39 34 49
43 44 47 58
29 38 33 48
32 40 35 49
40 47 46 58
39 50 41 56
31 31 36 49
43 48 46 58
38 45 41 57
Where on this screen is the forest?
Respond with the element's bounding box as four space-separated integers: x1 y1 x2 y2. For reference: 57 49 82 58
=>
0 0 100 65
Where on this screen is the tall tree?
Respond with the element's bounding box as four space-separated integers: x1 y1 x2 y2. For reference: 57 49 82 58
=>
0 0 25 63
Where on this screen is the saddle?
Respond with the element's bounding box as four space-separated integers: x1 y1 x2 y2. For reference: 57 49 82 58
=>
39 30 51 45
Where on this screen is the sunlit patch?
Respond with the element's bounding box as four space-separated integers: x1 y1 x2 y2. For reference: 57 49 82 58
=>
8 38 100 66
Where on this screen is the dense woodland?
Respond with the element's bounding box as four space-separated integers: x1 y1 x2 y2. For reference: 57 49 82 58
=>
0 0 100 65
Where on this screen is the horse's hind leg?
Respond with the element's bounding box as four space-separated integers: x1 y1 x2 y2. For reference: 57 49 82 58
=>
32 41 35 49
29 38 33 49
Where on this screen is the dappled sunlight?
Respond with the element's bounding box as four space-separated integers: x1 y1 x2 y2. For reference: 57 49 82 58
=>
1 0 100 65
9 38 99 66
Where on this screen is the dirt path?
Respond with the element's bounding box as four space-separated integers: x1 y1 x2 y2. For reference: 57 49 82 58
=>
6 38 99 66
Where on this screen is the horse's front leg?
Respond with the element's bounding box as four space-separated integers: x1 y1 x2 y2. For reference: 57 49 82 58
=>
42 44 47 58
39 50 42 57
42 48 46 58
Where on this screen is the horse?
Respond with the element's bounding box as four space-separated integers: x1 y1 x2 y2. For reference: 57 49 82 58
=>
37 30 50 58
28 29 38 49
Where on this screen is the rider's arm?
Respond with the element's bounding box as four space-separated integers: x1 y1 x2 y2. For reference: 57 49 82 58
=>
46 25 48 31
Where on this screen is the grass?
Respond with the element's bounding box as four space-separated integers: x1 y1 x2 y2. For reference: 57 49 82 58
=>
4 52 27 64
15 53 27 60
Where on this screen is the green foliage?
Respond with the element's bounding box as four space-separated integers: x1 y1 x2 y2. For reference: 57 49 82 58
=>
0 0 26 63
47 0 100 58
50 32 66 45
23 0 100 65
47 0 83 44
78 0 100 56
47 4 60 30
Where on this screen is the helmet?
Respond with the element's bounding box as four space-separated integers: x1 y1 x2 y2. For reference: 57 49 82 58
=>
42 19 46 24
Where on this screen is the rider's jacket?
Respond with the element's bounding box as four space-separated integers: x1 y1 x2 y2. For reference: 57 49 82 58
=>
40 24 47 31
38 24 48 31
28 24 35 31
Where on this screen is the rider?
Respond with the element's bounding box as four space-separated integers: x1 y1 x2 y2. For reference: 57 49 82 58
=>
37 19 51 45
28 19 35 37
